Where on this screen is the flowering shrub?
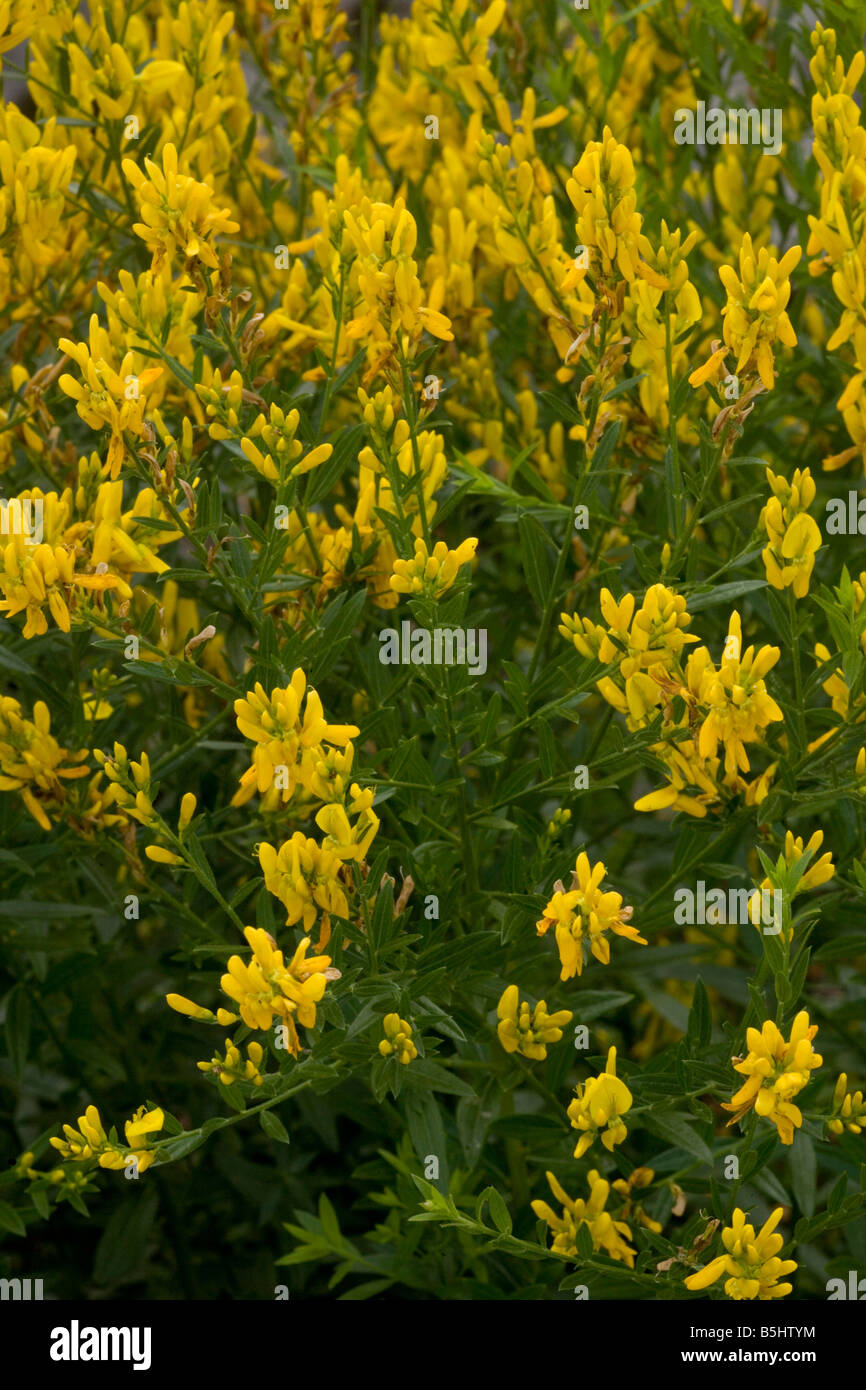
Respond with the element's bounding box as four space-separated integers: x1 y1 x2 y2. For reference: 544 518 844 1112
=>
1 0 865 1304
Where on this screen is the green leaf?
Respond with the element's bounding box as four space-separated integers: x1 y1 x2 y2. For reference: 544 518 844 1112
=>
405 1058 476 1097
260 1110 291 1145
575 1219 594 1260
5 984 30 1081
0 1199 26 1236
641 1111 713 1164
518 513 555 610
93 1189 158 1287
789 1132 816 1217
828 1173 847 1214
570 990 634 1023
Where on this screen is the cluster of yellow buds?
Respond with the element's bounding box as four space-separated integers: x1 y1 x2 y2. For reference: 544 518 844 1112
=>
723 1011 823 1146
567 126 666 298
378 1013 418 1065
389 536 478 599
0 697 89 830
49 1104 164 1175
122 143 239 274
760 467 822 598
93 743 157 829
829 1073 866 1135
690 234 801 392
536 851 646 981
197 1040 264 1088
685 1207 796 1300
495 985 572 1061
531 1168 636 1267
567 1047 633 1157
240 404 333 484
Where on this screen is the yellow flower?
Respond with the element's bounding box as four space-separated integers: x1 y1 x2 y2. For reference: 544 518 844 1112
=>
537 851 646 981
531 1169 636 1266
49 1103 164 1174
258 833 350 931
343 197 453 365
378 1012 418 1064
0 696 89 830
567 1046 633 1157
232 672 359 808
314 784 380 862
722 1011 823 1145
566 125 668 293
760 467 822 598
220 927 332 1054
495 985 572 1060
58 314 163 478
389 536 478 599
684 1207 796 1300
689 234 801 391
122 142 239 273
691 611 783 778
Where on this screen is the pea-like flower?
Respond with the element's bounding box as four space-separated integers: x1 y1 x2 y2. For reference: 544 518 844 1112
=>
122 143 239 273
760 467 822 599
537 851 646 981
684 1207 797 1300
218 926 333 1055
232 671 359 808
567 1046 633 1157
689 235 801 392
722 1011 822 1146
49 1103 164 1174
531 1169 636 1267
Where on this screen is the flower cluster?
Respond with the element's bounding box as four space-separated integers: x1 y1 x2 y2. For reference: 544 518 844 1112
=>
536 851 646 981
531 1168 636 1267
723 1012 823 1146
685 1207 797 1300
